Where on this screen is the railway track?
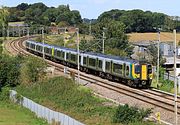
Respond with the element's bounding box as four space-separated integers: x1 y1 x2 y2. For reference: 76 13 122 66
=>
6 37 180 115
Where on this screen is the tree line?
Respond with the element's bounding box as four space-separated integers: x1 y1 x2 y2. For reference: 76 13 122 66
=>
7 2 82 26
5 2 180 33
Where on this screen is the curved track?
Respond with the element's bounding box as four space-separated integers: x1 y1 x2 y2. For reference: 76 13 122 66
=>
6 37 180 114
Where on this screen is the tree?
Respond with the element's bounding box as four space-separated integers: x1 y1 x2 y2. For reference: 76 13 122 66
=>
17 3 29 11
0 55 23 88
25 2 48 25
0 7 9 40
19 56 47 85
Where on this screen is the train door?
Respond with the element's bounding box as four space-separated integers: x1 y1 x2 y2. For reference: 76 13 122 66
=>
141 64 147 80
123 63 126 77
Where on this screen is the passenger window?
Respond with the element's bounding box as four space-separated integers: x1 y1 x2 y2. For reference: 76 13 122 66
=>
126 66 129 76
66 53 70 60
71 54 76 62
83 57 87 65
89 58 96 67
113 63 122 74
98 60 103 69
106 61 111 71
57 50 61 57
62 52 65 58
79 56 81 63
26 42 29 47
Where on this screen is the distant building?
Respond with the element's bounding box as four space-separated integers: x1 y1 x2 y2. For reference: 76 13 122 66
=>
8 22 28 27
163 57 180 76
49 26 76 34
67 27 76 33
159 42 173 56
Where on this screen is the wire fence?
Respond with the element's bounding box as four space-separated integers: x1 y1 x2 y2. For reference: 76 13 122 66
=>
164 73 179 82
9 90 84 125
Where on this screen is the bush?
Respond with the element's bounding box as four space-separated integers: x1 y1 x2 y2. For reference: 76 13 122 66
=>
0 87 10 101
0 55 23 88
113 104 152 124
19 56 47 85
17 76 115 124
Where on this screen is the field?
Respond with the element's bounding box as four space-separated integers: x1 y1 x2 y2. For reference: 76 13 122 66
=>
0 101 47 125
127 32 180 43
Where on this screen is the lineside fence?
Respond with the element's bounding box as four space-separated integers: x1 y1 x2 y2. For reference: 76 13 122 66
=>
164 73 180 83
10 90 84 125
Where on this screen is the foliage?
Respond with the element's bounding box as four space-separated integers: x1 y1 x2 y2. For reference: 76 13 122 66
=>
7 3 82 27
17 76 116 124
0 55 23 88
159 79 174 93
0 87 10 101
58 21 69 27
0 39 3 54
80 19 133 56
158 67 174 92
0 7 9 39
19 56 47 85
147 43 165 66
97 9 178 33
113 104 152 124
0 7 9 27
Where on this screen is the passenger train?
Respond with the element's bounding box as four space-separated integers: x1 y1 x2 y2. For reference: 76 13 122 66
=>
25 40 153 88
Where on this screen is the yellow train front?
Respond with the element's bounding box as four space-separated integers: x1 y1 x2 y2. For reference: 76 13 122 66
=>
131 63 153 88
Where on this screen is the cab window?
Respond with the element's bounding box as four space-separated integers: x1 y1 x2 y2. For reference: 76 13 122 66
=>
135 65 140 74
148 65 152 74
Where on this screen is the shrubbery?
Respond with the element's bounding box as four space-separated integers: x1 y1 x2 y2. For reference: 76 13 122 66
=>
19 56 47 85
113 104 152 124
17 76 115 124
0 87 10 101
0 55 23 88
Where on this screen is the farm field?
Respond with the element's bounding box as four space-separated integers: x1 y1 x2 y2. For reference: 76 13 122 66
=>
0 101 47 125
127 32 180 42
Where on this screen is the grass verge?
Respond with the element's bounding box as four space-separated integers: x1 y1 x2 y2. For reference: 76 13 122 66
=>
16 76 156 125
0 101 48 125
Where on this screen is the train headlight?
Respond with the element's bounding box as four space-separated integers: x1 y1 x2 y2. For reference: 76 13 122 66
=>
142 81 146 85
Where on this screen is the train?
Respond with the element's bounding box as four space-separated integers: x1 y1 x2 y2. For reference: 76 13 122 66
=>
25 40 153 88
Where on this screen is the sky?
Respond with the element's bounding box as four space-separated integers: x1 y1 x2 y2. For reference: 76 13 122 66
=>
1 0 180 19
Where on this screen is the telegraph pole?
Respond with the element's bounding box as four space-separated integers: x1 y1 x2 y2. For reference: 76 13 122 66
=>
42 27 45 60
18 26 20 38
157 30 160 87
27 27 29 40
7 26 9 39
89 20 91 35
174 29 178 125
102 27 106 54
76 28 80 84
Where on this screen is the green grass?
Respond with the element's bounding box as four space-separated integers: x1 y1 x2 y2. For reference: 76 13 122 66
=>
17 76 116 125
32 33 93 49
151 77 175 94
16 76 156 125
0 101 48 125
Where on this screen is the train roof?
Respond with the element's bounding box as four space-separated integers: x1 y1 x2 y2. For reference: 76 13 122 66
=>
26 40 139 63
